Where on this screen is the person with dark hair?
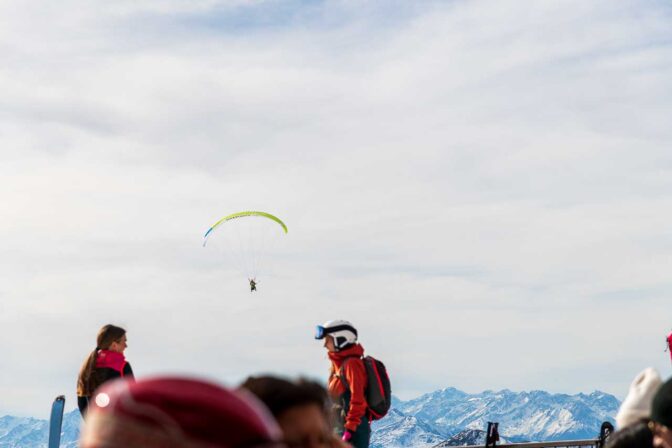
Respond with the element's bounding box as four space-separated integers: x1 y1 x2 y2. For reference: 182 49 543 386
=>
240 376 342 448
651 376 672 448
605 420 653 448
76 324 134 416
314 320 370 448
80 376 284 448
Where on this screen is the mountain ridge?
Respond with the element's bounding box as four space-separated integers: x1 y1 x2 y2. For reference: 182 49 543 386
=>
0 387 619 448
371 387 619 448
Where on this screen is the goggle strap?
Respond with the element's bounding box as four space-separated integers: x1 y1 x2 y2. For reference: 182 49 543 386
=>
321 324 358 337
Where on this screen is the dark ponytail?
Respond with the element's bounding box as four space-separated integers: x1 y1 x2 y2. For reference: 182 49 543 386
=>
77 324 126 397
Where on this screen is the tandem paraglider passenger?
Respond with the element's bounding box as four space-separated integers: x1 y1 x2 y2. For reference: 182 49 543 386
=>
76 324 134 417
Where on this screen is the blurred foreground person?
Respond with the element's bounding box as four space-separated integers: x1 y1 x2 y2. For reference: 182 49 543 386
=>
80 376 284 448
241 375 349 448
77 324 134 416
315 320 370 448
651 376 672 448
606 368 663 448
605 421 653 448
616 368 662 430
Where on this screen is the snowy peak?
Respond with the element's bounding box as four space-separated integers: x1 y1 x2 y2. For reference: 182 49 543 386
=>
0 409 81 448
372 387 619 448
0 415 47 447
372 409 446 448
435 429 488 447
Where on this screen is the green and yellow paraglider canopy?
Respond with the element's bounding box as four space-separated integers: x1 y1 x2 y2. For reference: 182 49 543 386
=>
203 211 288 246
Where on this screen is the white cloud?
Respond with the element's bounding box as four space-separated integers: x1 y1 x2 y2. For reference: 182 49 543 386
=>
1 0 672 416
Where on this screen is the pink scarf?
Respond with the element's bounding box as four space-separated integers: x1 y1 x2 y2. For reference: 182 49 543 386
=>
95 350 127 375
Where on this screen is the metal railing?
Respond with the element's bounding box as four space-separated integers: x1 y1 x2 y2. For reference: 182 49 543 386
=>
484 439 601 448
454 421 615 448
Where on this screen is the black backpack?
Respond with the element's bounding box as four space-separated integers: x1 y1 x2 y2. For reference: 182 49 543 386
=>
339 356 391 420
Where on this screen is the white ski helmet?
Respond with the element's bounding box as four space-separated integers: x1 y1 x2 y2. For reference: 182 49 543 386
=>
314 320 358 350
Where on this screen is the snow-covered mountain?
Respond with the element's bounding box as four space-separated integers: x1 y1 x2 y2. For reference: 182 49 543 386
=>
0 410 80 448
432 429 513 447
372 408 447 448
0 388 618 447
371 388 619 448
0 415 47 447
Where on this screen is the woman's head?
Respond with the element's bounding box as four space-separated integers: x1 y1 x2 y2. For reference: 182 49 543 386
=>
77 324 128 398
97 324 127 353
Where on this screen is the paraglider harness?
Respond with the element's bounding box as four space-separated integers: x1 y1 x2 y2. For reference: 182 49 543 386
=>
338 355 392 421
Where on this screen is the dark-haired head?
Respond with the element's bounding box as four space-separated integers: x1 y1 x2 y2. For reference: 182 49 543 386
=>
240 376 328 417
605 420 653 448
240 376 332 448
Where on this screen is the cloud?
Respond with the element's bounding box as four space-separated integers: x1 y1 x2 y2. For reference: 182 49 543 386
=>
1 0 672 416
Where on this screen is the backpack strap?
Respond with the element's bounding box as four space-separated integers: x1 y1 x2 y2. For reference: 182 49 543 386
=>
338 356 373 423
337 356 361 392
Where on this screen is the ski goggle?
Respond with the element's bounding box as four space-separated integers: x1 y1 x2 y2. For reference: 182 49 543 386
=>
314 325 326 340
314 324 357 340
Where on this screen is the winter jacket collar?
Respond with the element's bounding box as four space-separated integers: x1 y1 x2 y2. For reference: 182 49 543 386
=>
328 344 365 367
95 350 127 374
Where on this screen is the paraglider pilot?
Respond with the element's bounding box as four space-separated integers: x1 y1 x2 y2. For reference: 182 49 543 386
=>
249 278 257 292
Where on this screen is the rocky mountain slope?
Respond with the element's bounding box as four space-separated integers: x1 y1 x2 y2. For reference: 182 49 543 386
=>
371 388 619 448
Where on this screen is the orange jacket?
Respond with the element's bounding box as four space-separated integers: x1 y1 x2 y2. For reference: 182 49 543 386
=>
327 344 368 432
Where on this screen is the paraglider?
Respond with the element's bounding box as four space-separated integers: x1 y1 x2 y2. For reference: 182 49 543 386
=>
667 330 672 364
203 211 288 290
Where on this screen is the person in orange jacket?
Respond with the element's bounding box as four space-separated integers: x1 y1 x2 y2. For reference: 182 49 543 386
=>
315 320 370 448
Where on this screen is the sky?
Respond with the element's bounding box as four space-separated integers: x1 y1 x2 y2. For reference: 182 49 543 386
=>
1 0 672 418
